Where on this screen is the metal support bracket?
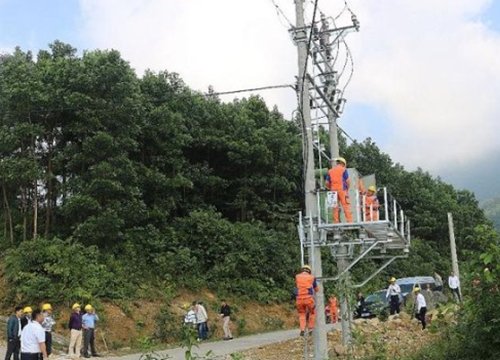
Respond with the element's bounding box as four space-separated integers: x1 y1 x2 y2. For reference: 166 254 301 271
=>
351 255 407 288
320 241 379 281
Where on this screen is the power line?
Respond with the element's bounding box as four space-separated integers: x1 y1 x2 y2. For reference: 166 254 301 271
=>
269 0 294 28
207 84 294 97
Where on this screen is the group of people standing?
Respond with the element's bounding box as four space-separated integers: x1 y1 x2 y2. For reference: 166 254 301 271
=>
183 300 233 341
5 303 99 360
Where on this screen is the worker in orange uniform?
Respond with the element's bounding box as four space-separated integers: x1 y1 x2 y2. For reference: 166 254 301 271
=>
326 157 353 223
328 296 338 323
364 185 380 221
294 265 319 336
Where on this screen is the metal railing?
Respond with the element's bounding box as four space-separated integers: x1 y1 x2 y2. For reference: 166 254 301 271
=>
316 186 411 243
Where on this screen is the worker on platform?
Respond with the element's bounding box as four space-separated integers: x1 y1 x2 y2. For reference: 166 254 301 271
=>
328 295 338 324
294 265 319 336
326 157 353 223
386 277 401 315
364 185 380 221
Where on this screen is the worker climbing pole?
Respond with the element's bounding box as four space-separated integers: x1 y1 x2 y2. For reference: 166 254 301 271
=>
294 265 319 336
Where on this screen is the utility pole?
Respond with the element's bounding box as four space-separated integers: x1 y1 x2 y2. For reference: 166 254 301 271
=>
326 52 352 350
294 1 328 359
317 11 353 347
447 212 460 278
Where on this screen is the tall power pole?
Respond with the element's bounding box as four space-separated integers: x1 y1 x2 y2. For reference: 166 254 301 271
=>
294 1 328 359
327 109 352 345
326 66 352 348
447 212 460 278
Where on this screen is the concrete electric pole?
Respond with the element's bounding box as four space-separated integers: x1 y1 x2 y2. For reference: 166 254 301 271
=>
447 212 460 278
294 1 328 359
323 16 353 349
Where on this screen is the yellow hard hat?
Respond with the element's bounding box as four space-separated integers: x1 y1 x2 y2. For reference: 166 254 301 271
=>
368 185 376 193
84 304 93 311
42 303 52 311
23 307 33 314
72 303 81 310
335 157 347 166
302 265 312 273
389 277 396 282
413 287 421 292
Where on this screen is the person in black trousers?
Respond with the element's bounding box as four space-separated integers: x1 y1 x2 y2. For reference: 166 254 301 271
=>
5 306 23 360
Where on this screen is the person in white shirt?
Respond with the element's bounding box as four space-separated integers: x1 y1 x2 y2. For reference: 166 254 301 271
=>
414 287 427 329
448 271 461 302
20 309 48 360
194 301 208 341
184 304 197 328
385 277 401 315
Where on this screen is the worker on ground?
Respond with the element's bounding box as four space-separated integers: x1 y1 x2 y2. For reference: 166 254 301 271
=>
356 292 366 318
20 309 48 360
364 186 380 221
219 300 233 341
386 277 401 315
82 304 99 358
423 284 435 310
434 272 443 292
20 307 32 330
294 265 319 336
41 303 55 356
183 303 197 328
448 271 461 302
5 306 23 360
414 287 427 330
328 295 338 324
326 157 353 223
194 301 208 341
68 303 83 359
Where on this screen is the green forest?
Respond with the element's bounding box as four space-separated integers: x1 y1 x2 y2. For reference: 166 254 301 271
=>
0 42 498 359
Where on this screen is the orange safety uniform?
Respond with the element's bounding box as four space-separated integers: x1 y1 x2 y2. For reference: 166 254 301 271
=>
329 296 338 323
294 271 319 332
326 165 353 223
364 194 380 221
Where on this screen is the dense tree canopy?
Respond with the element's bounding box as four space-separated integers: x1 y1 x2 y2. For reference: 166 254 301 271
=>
0 42 494 304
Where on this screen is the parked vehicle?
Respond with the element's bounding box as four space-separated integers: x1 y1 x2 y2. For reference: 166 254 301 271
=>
353 290 403 319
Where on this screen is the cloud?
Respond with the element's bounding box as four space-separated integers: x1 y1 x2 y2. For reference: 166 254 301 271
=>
78 0 298 117
0 46 13 55
347 0 500 170
78 0 500 171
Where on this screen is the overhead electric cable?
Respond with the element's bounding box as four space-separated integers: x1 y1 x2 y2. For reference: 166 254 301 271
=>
269 0 294 28
207 84 294 97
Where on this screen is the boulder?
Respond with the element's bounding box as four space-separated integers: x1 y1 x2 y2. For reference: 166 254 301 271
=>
333 344 347 356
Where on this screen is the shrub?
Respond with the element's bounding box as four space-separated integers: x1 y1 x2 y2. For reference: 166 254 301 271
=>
3 237 127 303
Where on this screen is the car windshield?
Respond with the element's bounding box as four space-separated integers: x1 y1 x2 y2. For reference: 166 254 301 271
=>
365 292 385 303
399 284 414 294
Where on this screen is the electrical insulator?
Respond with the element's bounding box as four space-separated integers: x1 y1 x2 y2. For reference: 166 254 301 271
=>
336 98 347 114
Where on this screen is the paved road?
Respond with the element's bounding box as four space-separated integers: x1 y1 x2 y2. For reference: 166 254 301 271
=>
1 324 339 360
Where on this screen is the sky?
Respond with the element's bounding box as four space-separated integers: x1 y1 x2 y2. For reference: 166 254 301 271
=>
1 0 499 200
